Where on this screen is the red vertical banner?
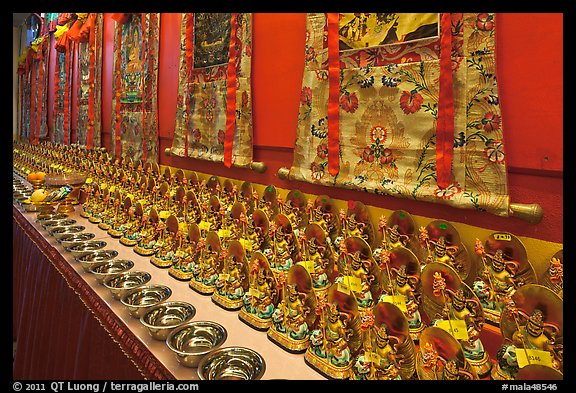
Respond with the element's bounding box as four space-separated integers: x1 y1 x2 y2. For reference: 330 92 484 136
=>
435 12 455 189
327 13 341 177
223 13 240 168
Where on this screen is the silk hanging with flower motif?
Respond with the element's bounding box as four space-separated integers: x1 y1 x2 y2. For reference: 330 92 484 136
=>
75 13 103 148
52 35 74 144
168 13 254 168
289 13 510 217
111 13 160 163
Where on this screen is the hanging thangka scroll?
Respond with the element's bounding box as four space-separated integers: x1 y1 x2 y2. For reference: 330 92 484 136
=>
73 13 104 148
287 13 510 217
111 13 160 163
168 13 254 168
52 15 75 145
17 29 50 144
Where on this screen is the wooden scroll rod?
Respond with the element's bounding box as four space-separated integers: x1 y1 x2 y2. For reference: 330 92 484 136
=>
164 148 267 173
277 166 544 224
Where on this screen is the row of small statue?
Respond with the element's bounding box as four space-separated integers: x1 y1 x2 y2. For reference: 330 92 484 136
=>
16 142 563 380
76 166 562 380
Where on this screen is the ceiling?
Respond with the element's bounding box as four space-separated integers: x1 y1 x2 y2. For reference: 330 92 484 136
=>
13 13 31 27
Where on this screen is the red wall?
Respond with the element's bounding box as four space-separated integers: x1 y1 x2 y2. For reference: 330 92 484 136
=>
77 13 563 243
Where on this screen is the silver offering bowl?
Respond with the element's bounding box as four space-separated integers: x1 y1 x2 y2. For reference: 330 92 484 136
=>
140 301 196 341
197 346 266 380
88 259 135 284
166 321 228 368
42 218 77 231
120 284 173 319
51 225 86 240
58 232 96 248
103 271 152 300
75 249 119 272
36 213 68 224
64 240 107 258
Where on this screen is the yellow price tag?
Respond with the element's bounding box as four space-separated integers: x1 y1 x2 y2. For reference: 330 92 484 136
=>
109 185 116 193
159 210 171 219
436 319 469 341
85 178 93 184
218 229 231 238
298 260 315 273
138 199 147 206
249 288 261 297
364 351 381 364
175 250 186 258
199 221 211 231
381 295 408 312
126 193 134 201
343 275 362 293
219 273 230 281
337 282 351 295
516 349 553 369
239 239 253 251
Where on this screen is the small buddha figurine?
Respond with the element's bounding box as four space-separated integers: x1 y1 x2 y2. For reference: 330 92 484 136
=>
354 324 402 380
267 216 298 273
336 237 381 311
268 264 318 353
491 344 520 380
435 287 492 378
539 250 563 298
150 215 180 268
510 308 562 371
239 252 279 331
133 210 160 257
119 204 145 247
213 240 249 311
479 248 520 309
190 232 223 295
378 264 424 342
301 224 337 292
108 198 132 238
169 225 202 281
416 327 477 380
306 289 362 379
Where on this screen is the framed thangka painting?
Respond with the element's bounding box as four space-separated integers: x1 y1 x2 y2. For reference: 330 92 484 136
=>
168 13 254 168
287 13 511 217
111 13 159 163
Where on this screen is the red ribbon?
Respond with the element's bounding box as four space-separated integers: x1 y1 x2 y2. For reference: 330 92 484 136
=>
436 13 455 189
223 13 240 168
184 13 194 157
327 13 341 176
114 23 123 158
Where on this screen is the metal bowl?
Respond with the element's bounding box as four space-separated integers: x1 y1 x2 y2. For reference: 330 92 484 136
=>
64 240 107 258
140 301 196 341
88 259 135 284
197 346 266 380
58 232 97 248
120 285 173 319
103 271 152 300
36 212 68 223
51 225 86 240
166 321 228 368
75 250 119 272
42 218 77 230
